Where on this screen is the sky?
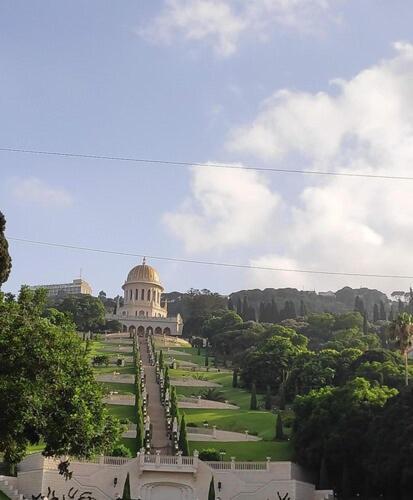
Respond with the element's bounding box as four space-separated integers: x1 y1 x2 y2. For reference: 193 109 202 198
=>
2 0 413 298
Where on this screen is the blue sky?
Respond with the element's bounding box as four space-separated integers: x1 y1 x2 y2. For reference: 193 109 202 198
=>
2 1 413 297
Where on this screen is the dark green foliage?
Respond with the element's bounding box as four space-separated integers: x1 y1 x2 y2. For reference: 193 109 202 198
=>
205 351 209 367
366 386 413 499
293 378 397 496
319 455 329 490
93 354 109 366
178 414 189 456
202 388 225 402
227 297 234 310
110 444 132 457
363 311 369 334
122 472 131 500
275 412 284 440
55 294 106 332
299 299 307 317
208 476 215 500
379 301 387 321
250 383 257 410
232 369 238 388
354 295 365 314
0 287 121 466
0 211 11 287
199 449 220 461
264 385 272 410
373 304 379 322
159 349 164 369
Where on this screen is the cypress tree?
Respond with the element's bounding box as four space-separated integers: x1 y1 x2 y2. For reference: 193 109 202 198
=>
232 369 238 388
228 297 234 310
164 366 170 390
0 211 11 287
250 383 257 410
205 351 209 367
170 386 178 420
354 295 365 314
289 300 297 319
389 307 394 321
398 299 404 313
319 456 329 490
270 298 279 323
278 382 286 411
275 412 284 440
373 303 380 322
208 476 215 500
380 300 387 321
159 350 164 369
122 472 131 500
299 299 307 317
242 296 249 320
259 302 265 322
264 385 272 410
197 346 201 356
363 311 368 335
236 298 242 316
136 404 144 450
178 414 189 456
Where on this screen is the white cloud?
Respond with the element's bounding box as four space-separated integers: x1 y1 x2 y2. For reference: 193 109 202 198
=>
163 164 281 252
230 42 413 292
12 177 73 207
141 0 343 57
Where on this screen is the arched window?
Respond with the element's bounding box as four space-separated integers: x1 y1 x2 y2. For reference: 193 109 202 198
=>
139 310 145 317
141 289 144 300
147 289 151 301
135 289 138 300
129 289 132 300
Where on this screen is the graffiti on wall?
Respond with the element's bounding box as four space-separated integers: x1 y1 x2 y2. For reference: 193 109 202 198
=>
32 487 97 500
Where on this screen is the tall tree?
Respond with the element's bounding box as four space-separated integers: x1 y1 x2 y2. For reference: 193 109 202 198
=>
265 385 272 410
270 298 279 323
0 211 11 287
373 304 380 323
354 296 365 314
275 412 284 440
208 476 215 500
227 297 234 310
242 296 249 320
122 472 131 500
299 299 307 317
379 301 387 321
250 382 257 410
232 369 238 388
178 414 189 456
363 311 369 335
57 294 106 332
0 287 121 468
259 302 265 322
236 297 242 316
390 313 413 386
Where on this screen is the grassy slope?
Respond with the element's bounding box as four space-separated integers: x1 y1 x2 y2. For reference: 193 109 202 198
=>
189 440 292 461
0 491 11 500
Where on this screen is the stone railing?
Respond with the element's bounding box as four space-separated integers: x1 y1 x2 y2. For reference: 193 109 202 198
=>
138 451 198 472
207 458 270 471
39 455 134 471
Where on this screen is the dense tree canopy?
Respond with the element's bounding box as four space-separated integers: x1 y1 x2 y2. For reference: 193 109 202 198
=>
293 378 397 497
0 287 121 466
0 211 11 287
56 294 106 332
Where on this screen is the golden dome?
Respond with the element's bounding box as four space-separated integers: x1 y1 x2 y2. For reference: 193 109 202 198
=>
126 258 161 285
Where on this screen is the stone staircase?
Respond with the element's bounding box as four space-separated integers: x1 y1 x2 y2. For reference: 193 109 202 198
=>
0 476 26 500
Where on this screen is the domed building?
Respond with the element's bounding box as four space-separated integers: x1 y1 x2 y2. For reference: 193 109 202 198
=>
116 258 183 336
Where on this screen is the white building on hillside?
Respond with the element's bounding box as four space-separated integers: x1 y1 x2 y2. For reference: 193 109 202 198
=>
110 259 183 336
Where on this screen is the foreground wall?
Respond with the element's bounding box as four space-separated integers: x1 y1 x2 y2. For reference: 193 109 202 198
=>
12 453 333 500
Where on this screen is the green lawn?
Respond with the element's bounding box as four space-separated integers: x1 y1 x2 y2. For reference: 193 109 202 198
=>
106 404 137 423
0 491 11 500
100 382 135 395
183 409 277 440
93 365 135 375
171 369 263 410
189 440 293 461
159 346 211 367
119 438 138 456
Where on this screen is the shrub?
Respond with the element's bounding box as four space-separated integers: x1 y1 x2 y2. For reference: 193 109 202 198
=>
110 444 132 457
199 448 220 461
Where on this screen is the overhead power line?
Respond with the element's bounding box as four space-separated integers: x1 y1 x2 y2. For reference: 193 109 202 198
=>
1 146 412 181
9 237 413 280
